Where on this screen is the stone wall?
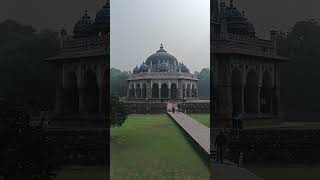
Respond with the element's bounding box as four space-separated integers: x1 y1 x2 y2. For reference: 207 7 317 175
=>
48 128 109 165
178 102 210 113
124 102 167 114
227 129 320 163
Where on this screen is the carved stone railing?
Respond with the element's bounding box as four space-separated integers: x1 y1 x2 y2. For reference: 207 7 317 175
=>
128 72 198 80
61 37 107 54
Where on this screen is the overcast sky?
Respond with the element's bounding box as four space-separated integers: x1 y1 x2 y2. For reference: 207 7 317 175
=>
111 0 210 72
0 0 320 71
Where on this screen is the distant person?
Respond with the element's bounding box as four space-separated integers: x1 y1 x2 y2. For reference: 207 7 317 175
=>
172 106 175 114
236 113 243 130
215 131 227 163
232 113 237 130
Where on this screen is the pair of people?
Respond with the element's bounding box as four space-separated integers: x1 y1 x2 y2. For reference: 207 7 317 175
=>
215 131 227 163
232 113 243 130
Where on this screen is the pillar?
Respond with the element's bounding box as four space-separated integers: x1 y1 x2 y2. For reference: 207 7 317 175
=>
55 64 63 114
168 88 171 99
257 86 261 114
79 87 86 113
241 85 245 113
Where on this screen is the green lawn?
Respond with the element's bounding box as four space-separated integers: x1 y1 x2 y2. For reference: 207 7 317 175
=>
188 114 210 127
110 114 210 180
56 166 107 180
246 164 320 180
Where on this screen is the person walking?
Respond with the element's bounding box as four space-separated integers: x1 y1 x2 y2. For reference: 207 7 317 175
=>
215 131 227 163
232 113 237 130
172 106 175 114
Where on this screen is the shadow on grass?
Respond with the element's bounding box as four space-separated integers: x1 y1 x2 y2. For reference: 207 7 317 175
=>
167 113 210 170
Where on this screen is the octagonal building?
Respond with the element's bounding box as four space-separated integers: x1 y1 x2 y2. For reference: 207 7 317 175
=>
127 44 198 101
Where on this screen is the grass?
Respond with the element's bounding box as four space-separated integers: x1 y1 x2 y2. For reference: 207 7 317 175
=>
56 166 107 180
110 114 210 180
188 113 210 127
246 163 320 180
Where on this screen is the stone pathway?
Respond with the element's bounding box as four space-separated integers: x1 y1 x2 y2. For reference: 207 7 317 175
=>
168 112 262 180
168 112 210 154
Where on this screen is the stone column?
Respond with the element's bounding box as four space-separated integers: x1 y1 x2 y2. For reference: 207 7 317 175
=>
168 88 171 99
241 85 245 113
273 63 281 115
79 87 86 113
159 85 161 98
257 86 261 114
55 64 63 115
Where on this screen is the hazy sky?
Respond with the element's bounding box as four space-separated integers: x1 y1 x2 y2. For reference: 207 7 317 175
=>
111 0 210 72
0 0 320 71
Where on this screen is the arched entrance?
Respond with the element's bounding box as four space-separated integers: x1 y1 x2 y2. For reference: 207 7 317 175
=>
171 83 178 99
161 83 169 99
232 69 242 114
182 83 186 98
187 84 191 98
142 83 147 98
245 70 258 114
83 70 99 113
261 71 272 113
129 84 135 98
136 84 141 98
64 71 79 114
152 83 159 98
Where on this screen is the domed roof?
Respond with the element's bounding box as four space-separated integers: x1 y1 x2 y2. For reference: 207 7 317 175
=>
220 0 256 36
179 63 189 72
74 10 93 38
94 1 110 32
145 44 178 66
133 66 140 74
140 62 149 72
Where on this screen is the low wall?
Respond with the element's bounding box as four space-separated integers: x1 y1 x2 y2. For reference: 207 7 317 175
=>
178 102 210 113
124 102 167 114
228 129 320 163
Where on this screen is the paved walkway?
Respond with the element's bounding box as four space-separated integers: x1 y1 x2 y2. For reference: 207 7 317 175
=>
168 112 210 154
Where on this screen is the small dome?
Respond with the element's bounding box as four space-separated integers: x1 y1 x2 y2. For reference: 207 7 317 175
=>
179 63 189 73
146 44 178 66
133 66 140 74
94 1 110 32
74 10 93 38
220 0 256 36
140 62 149 72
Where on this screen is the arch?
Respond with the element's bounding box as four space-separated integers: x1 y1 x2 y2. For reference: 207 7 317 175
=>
83 70 99 113
152 83 159 98
161 83 169 99
187 84 191 98
101 68 109 113
182 83 186 98
244 70 258 114
232 69 242 114
191 84 196 98
142 83 147 98
129 84 135 98
261 71 272 113
64 71 79 114
170 83 178 99
136 84 141 98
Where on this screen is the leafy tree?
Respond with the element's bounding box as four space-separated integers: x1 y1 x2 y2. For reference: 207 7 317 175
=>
0 99 60 180
278 20 320 119
110 96 127 127
0 19 60 112
110 68 129 97
197 68 210 98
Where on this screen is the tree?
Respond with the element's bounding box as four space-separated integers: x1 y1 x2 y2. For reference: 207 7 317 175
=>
197 68 210 98
0 99 60 180
278 20 320 119
110 68 129 97
0 19 60 111
110 96 127 127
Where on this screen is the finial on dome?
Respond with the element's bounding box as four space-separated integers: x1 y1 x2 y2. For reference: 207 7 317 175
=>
230 0 234 7
160 43 163 49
